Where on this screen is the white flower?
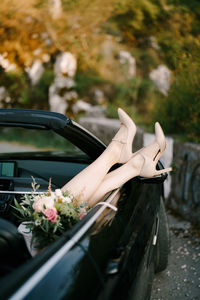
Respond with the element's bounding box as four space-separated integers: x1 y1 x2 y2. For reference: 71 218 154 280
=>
62 196 72 203
55 189 62 197
50 191 56 197
55 189 72 203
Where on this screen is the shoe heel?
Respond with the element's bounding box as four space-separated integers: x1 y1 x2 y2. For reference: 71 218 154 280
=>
139 154 172 178
154 167 172 177
139 154 156 178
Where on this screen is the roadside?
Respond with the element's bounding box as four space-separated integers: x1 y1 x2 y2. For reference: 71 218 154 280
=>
0 142 38 152
151 211 200 300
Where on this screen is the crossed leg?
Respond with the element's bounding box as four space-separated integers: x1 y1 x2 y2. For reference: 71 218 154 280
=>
62 109 172 208
90 121 172 206
88 156 143 207
61 108 136 205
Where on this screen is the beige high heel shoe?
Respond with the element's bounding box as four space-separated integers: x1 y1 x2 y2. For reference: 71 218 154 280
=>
134 122 172 178
112 108 137 164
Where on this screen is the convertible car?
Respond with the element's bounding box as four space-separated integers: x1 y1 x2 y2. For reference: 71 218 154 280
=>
0 109 169 300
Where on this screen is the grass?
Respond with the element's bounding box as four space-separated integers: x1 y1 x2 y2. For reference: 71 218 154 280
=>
0 127 77 152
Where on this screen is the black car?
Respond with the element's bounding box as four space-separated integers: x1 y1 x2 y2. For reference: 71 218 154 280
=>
0 109 170 300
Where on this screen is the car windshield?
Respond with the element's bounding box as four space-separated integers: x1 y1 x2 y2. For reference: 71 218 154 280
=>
0 126 83 156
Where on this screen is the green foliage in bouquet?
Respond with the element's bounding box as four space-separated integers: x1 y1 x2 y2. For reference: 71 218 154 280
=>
14 178 88 249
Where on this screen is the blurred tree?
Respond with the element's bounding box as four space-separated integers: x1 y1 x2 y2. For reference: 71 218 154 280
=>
0 0 56 68
0 0 117 69
153 53 200 142
0 0 200 141
113 0 160 41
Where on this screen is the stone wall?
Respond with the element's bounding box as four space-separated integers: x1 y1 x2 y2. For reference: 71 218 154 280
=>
79 117 144 150
79 117 200 226
169 141 200 224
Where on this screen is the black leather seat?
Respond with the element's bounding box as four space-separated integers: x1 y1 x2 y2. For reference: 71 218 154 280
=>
0 218 30 277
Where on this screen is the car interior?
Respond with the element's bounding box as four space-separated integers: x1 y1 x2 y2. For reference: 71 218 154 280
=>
0 125 93 278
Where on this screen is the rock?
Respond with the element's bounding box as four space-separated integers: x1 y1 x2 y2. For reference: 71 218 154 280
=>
49 77 77 114
27 59 44 85
54 52 77 78
63 91 78 102
49 52 77 114
79 117 121 145
167 141 200 225
92 89 106 105
72 100 92 114
54 76 75 90
0 86 11 107
148 36 160 51
0 53 16 72
49 94 68 114
85 105 106 118
149 65 171 96
42 53 51 63
119 50 136 78
72 101 106 118
79 115 143 148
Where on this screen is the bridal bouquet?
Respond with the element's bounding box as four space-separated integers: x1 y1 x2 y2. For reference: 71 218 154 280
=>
14 178 88 251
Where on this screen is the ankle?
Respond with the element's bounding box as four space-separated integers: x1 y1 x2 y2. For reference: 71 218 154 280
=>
128 154 144 174
109 141 123 164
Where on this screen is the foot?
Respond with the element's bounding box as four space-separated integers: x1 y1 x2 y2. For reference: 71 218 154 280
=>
128 122 172 178
112 108 137 164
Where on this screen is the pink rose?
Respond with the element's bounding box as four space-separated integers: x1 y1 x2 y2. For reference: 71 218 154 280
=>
33 196 54 213
78 208 87 220
44 208 58 223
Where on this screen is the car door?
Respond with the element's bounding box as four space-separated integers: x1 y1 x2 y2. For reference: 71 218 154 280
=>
0 109 166 300
0 189 122 300
83 179 162 300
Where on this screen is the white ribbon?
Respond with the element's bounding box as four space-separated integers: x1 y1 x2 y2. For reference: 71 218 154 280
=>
94 201 118 211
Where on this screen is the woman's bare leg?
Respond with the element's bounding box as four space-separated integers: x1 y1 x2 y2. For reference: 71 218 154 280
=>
62 142 121 204
61 108 136 204
89 155 143 206
89 122 172 206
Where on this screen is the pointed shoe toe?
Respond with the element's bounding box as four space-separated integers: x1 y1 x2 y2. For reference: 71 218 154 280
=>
155 122 166 153
117 108 137 163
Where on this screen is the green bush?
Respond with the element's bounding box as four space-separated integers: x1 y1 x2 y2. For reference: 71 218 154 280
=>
114 79 140 105
106 77 156 127
0 69 54 109
0 70 27 107
75 69 108 96
153 58 200 143
114 78 155 110
113 0 160 39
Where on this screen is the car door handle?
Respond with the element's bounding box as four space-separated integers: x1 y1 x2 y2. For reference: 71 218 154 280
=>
153 215 159 246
